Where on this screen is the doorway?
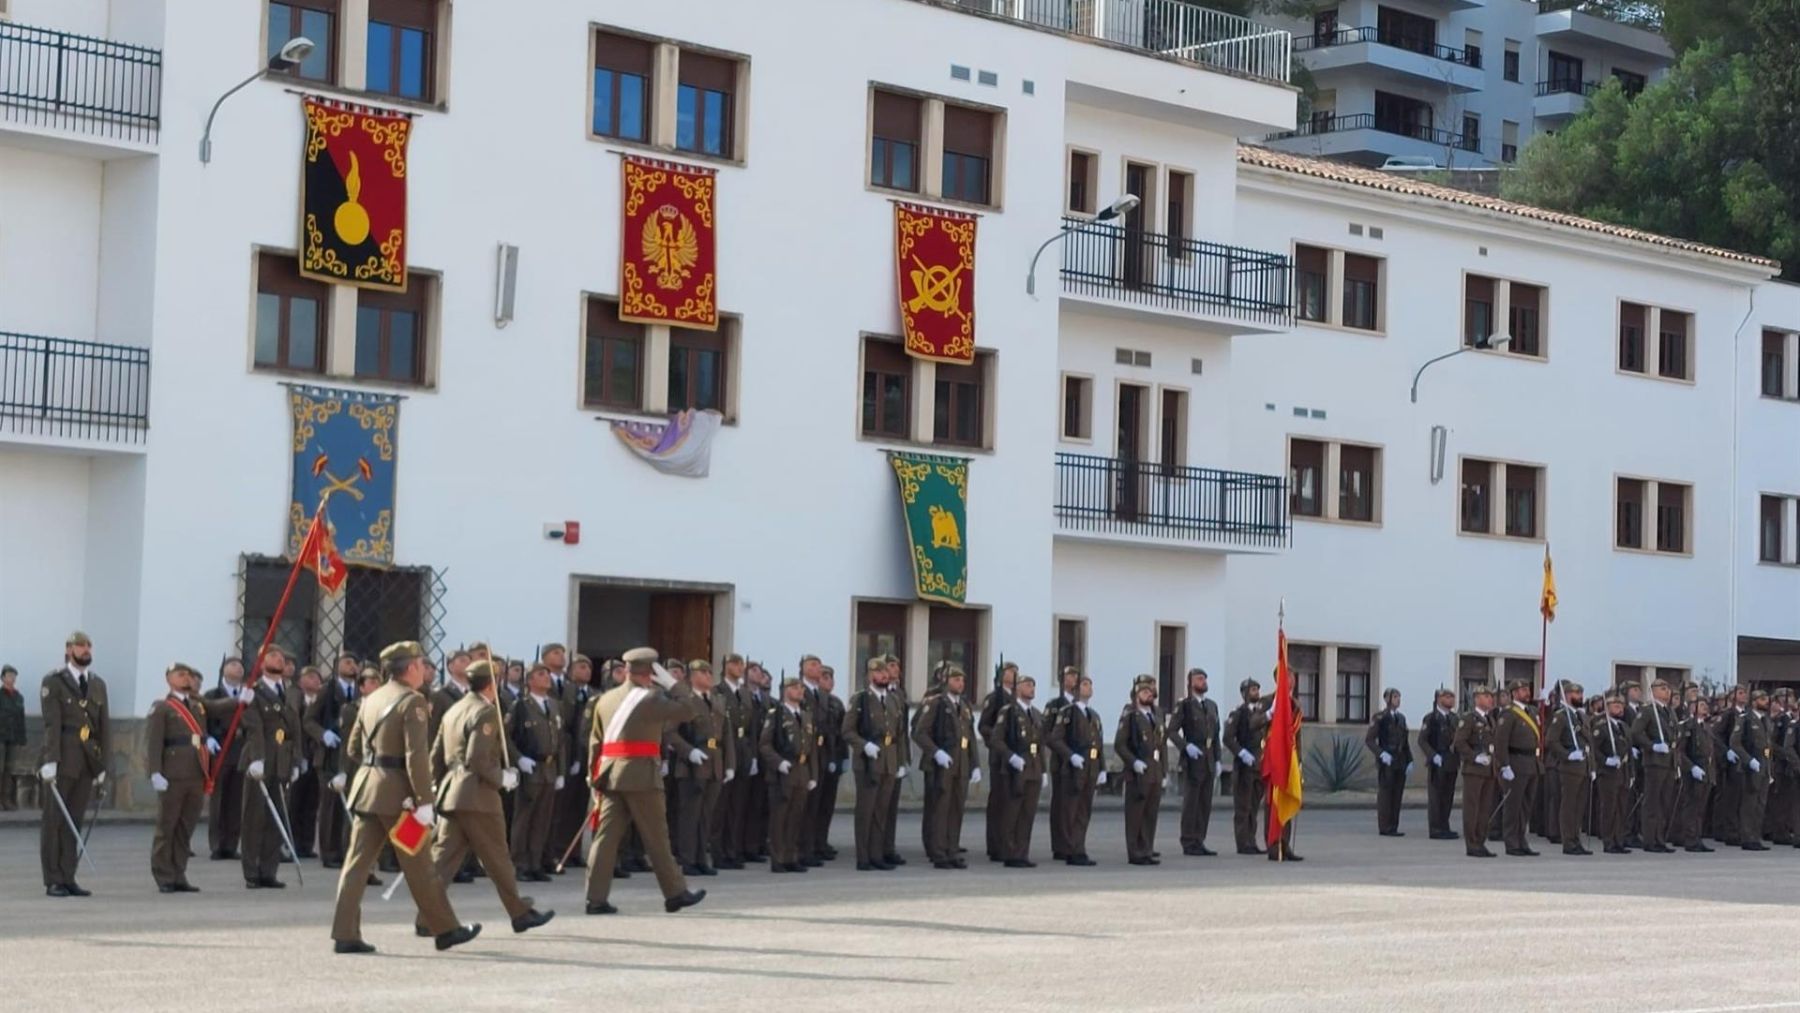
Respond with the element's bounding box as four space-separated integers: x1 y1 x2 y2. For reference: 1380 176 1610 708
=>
1122 161 1154 288
1115 382 1148 522
574 578 730 665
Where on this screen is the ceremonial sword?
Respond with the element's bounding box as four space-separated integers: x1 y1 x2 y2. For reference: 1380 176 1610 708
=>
257 778 304 888
48 781 95 872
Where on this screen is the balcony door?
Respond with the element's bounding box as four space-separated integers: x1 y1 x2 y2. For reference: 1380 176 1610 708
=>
1374 90 1432 139
1156 387 1188 525
1121 161 1154 290
1114 382 1148 522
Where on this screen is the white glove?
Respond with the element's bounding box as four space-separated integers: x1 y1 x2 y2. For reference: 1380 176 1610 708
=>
323 730 341 749
1652 743 1670 755
206 737 221 755
934 749 951 768
1691 765 1705 781
1605 756 1621 768
1431 754 1443 767
1008 755 1026 771
300 759 311 775
555 776 566 789
1750 758 1762 773
1098 771 1108 786
569 761 581 775
1567 749 1584 762
501 769 519 791
1500 766 1515 782
779 760 792 775
723 768 736 784
750 759 759 776
650 663 677 690
331 773 348 791
1474 754 1491 766
1185 743 1202 760
1237 749 1255 766
1070 754 1085 770
1406 763 1414 777
38 762 57 781
1727 749 1740 764
827 762 837 774
1631 748 1642 760
807 780 817 791
970 768 982 784
660 761 670 777
1132 760 1147 775
95 771 106 787
290 766 302 784
517 756 537 775
1591 771 1597 782
897 765 908 778
1379 751 1393 766
247 760 265 781
412 803 435 828
863 742 880 759
688 749 707 766
150 773 169 792
238 687 256 705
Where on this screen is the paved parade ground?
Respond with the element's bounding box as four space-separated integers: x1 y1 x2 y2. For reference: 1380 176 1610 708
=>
4 809 1800 1013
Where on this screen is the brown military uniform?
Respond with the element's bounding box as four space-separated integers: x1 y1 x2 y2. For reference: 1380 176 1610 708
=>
760 700 815 868
987 699 1045 863
547 677 597 871
1589 709 1631 850
1223 701 1269 853
914 689 975 865
418 692 531 933
1364 708 1414 835
1453 706 1499 852
978 686 1011 861
798 683 833 862
1548 705 1592 853
1770 713 1800 844
1731 707 1774 846
1041 691 1077 858
1630 701 1679 850
884 685 910 860
146 692 228 888
508 692 565 876
312 676 360 866
1047 701 1103 861
583 681 705 904
331 680 461 944
1115 705 1165 862
39 667 110 889
1167 694 1221 853
204 679 247 858
812 690 847 859
240 679 302 885
668 686 735 870
1494 702 1542 853
843 684 904 867
1418 706 1461 837
1675 712 1717 848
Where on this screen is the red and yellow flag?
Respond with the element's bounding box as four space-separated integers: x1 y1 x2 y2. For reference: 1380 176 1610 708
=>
620 155 718 329
1263 627 1304 846
1539 545 1557 622
894 201 977 364
298 507 348 594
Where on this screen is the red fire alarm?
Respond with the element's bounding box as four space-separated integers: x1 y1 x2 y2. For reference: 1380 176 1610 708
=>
564 521 580 546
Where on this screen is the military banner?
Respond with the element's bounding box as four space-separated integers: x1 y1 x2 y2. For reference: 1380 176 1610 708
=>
299 96 411 292
887 451 969 606
620 154 718 330
893 201 977 364
287 384 401 566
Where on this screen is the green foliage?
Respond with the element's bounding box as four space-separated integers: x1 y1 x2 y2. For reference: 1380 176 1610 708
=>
1303 734 1370 793
1655 0 1758 54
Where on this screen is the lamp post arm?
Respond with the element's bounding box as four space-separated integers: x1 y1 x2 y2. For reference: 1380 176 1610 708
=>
200 68 269 165
1025 230 1070 298
1409 347 1471 404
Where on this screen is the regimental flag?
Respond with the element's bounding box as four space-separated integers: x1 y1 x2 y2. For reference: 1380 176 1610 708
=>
887 451 969 606
297 507 348 594
620 155 718 330
1540 545 1558 622
1264 626 1304 848
388 807 431 856
893 201 977 364
287 384 400 566
300 97 410 292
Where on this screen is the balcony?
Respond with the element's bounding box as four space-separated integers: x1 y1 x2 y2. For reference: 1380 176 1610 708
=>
1058 218 1291 333
1533 78 1599 121
1295 27 1485 93
929 0 1292 84
0 21 162 156
1055 452 1290 552
0 334 150 449
1263 112 1486 167
1535 1 1672 60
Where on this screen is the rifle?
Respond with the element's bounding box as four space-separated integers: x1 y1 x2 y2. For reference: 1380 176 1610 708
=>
856 688 879 788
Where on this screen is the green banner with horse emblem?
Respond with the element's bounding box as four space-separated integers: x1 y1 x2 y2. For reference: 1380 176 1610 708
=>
887 451 969 606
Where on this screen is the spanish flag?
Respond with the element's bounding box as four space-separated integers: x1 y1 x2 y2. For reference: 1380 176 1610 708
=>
1540 545 1557 623
1263 627 1303 847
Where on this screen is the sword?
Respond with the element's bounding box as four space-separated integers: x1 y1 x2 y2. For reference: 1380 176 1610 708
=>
381 866 405 902
77 778 104 867
257 778 303 888
554 790 599 874
47 781 93 872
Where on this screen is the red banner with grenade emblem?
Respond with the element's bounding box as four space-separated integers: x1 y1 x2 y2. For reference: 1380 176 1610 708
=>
620 155 718 330
299 97 410 292
894 202 977 364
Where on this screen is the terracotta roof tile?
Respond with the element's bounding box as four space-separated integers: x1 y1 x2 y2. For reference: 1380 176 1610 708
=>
1237 145 1780 271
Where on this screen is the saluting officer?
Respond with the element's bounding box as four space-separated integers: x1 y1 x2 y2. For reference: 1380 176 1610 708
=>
39 631 110 898
1115 674 1165 865
1047 675 1105 865
1224 678 1269 856
1166 667 1221 857
1453 684 1499 857
1418 688 1461 840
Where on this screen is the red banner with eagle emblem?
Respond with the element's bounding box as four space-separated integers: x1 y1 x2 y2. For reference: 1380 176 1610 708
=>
620 155 718 330
894 202 977 364
299 96 410 292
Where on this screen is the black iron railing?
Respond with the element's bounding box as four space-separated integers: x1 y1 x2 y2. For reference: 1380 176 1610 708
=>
1266 111 1373 140
1295 26 1479 65
1056 452 1290 548
1264 111 1468 151
1060 218 1291 326
0 334 150 444
0 22 162 144
1535 78 1601 97
1537 0 1663 30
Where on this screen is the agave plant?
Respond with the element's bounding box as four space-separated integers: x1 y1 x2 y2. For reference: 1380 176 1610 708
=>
1304 733 1371 793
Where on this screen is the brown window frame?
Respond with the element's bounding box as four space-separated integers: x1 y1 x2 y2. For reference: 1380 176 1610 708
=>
932 352 988 448
1461 458 1493 534
1067 149 1094 215
1289 642 1322 722
1458 654 1493 710
1289 438 1326 519
353 275 431 385
861 337 912 440
871 90 922 193
1761 494 1786 563
940 103 995 206
268 0 340 85
1338 443 1377 522
1763 330 1789 398
1619 302 1648 373
255 252 329 375
1061 374 1092 441
667 324 729 413
1655 482 1689 554
583 298 646 411
1336 647 1374 724
592 30 654 144
928 605 982 704
1055 618 1086 675
1342 253 1381 331
1508 283 1544 357
675 49 738 158
1616 477 1646 550
1463 275 1496 347
365 0 437 102
1504 464 1541 539
1658 310 1692 381
1295 244 1329 323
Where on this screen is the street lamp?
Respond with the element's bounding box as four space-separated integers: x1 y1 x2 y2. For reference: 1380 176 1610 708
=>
200 36 315 165
1409 333 1512 403
1025 193 1141 297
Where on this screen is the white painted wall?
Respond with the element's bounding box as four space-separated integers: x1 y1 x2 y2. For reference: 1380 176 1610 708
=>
0 450 92 702
1053 539 1228 708
0 148 102 340
1740 281 1800 642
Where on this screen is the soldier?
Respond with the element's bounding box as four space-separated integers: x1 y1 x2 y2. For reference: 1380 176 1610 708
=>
1547 682 1593 856
1767 690 1799 845
1630 678 1680 854
1732 689 1775 851
335 667 385 887
1364 688 1414 837
1713 686 1749 845
791 656 828 866
668 659 733 876
330 641 480 954
548 654 597 872
1166 667 1221 857
743 661 775 862
1494 679 1543 857
988 674 1045 868
1453 684 1499 857
813 666 846 863
712 653 752 869
979 662 1017 863
882 654 910 867
760 671 817 874
1047 675 1105 865
1418 687 1461 840
1590 692 1633 853
844 657 902 871
1043 666 1082 860
38 631 111 897
205 659 249 861
1224 677 1269 855
1672 695 1715 852
1 665 24 811
916 665 977 870
314 654 361 869
429 651 470 741
414 660 552 937
291 666 325 859
148 663 246 892
1115 674 1165 865
240 647 302 890
1621 680 1647 847
509 663 565 883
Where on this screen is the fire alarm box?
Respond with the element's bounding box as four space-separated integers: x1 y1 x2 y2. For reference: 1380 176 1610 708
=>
563 521 580 545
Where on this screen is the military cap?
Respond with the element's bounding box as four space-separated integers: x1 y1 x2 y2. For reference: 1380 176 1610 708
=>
689 659 712 673
1472 683 1495 697
866 657 885 672
799 653 821 665
66 630 92 646
573 653 592 666
1506 678 1532 693
1777 687 1795 701
1616 680 1639 691
1134 674 1157 692
1604 691 1624 702
1239 677 1261 693
467 640 491 655
465 659 497 681
724 652 745 665
1559 681 1583 694
939 665 966 680
1434 687 1456 699
1752 688 1771 702
882 653 900 666
542 642 567 654
622 646 658 664
780 671 802 688
380 640 424 665
166 661 199 678
1650 678 1672 691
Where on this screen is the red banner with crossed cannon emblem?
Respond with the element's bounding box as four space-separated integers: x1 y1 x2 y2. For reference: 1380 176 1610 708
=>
894 202 977 364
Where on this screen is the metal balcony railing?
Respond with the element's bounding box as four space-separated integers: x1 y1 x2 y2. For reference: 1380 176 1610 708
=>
1295 25 1479 66
932 0 1292 84
1537 0 1663 30
1055 452 1290 548
0 334 150 444
1264 112 1469 153
0 21 162 144
1535 78 1601 97
1059 217 1292 326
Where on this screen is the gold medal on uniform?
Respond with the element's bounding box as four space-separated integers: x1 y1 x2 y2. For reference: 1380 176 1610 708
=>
1089 748 1098 760
79 726 91 742
275 728 286 745
707 737 717 749
1029 743 1038 756
1152 749 1161 763
884 733 892 746
817 735 825 746
960 736 968 750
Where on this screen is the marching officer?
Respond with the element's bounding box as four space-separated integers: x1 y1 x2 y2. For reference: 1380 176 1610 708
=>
1454 684 1499 857
668 659 734 876
508 663 565 883
1590 691 1632 853
1732 688 1775 851
1166 667 1221 857
240 647 302 890
978 662 1016 863
915 665 977 870
416 659 552 937
988 674 1045 868
1494 679 1542 857
147 663 246 892
843 657 903 872
331 641 480 954
1047 675 1105 865
1364 688 1414 837
1547 682 1593 856
713 654 752 869
1224 677 1269 855
1418 688 1461 840
40 631 111 898
1043 666 1082 860
760 671 817 874
1115 674 1165 865
1630 678 1681 854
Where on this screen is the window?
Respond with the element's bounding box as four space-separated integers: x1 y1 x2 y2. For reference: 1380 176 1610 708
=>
1656 482 1690 554
1619 302 1647 373
676 51 736 157
1293 244 1383 331
366 0 436 101
1504 464 1540 538
1338 444 1376 522
941 104 996 205
1509 283 1544 356
1289 643 1322 722
871 91 922 192
1159 388 1188 469
1295 244 1329 323
668 327 727 412
1155 624 1185 708
933 353 987 447
1461 113 1480 153
1458 654 1492 710
1760 495 1786 563
1621 302 1694 382
1289 438 1326 518
1547 51 1584 90
1616 477 1646 549
854 601 907 692
1336 648 1373 724
1055 618 1086 675
268 1 338 83
353 276 430 384
1067 149 1095 215
1502 656 1539 689
1374 90 1433 140
1613 664 1643 689
928 605 982 702
1311 10 1339 42
1166 170 1192 254
1503 43 1521 83
1462 458 1544 540
582 297 735 417
593 31 652 142
583 299 645 411
861 338 911 440
1463 275 1495 346
1611 68 1647 97
1658 310 1691 380
1377 6 1437 54
1501 120 1519 164
1654 665 1689 686
1343 254 1381 331
254 253 327 374
1618 476 1690 556
1061 374 1092 441
1762 329 1790 398
241 559 320 664
1460 458 1492 534
1466 274 1545 356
